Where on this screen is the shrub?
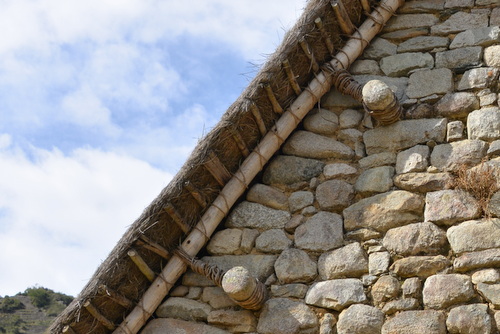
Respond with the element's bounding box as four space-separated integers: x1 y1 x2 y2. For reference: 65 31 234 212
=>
0 297 24 313
25 287 51 309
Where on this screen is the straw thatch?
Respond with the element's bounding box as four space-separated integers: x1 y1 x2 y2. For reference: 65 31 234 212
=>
49 0 371 332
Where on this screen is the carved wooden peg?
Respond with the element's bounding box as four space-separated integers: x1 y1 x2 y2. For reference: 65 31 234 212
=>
362 79 402 126
221 266 267 310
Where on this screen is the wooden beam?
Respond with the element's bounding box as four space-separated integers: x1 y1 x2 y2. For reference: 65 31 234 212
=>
113 0 403 332
262 83 284 114
299 38 320 72
164 202 190 234
127 249 156 282
98 285 134 309
331 0 356 35
314 17 335 55
137 235 170 259
249 103 267 136
204 151 232 186
184 181 208 208
282 59 302 95
230 128 250 157
84 300 116 331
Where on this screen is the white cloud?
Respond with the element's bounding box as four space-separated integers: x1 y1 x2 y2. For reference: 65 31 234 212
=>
0 141 171 296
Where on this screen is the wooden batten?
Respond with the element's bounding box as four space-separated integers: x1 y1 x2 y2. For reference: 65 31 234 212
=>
98 285 134 309
164 203 190 234
298 38 320 73
83 300 116 331
314 18 335 55
331 0 356 35
127 249 156 282
360 0 371 13
229 128 250 157
137 235 170 259
184 181 208 208
62 325 77 334
282 59 302 96
262 83 284 114
249 103 267 136
204 152 232 186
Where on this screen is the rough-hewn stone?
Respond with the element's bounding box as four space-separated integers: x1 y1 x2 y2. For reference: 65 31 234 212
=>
305 279 367 311
402 278 422 298
446 304 492 334
467 107 500 141
283 131 354 160
423 274 475 309
369 251 391 276
350 59 382 75
485 45 500 67
364 38 397 59
156 297 212 321
240 228 259 253
323 163 357 179
255 229 292 253
201 287 236 309
371 275 400 306
398 36 449 52
337 304 385 334
295 211 344 252
208 310 257 333
343 190 424 232
383 222 447 256
392 255 450 278
226 202 290 230
424 190 481 225
394 172 452 193
207 229 242 255
384 14 440 32
451 26 500 49
477 283 500 307
435 92 479 119
274 248 317 284
271 284 309 298
454 248 500 272
288 191 314 213
339 109 363 129
458 67 500 90
257 298 318 334
472 269 500 284
318 242 368 280
399 0 445 13
316 180 354 211
382 310 446 334
396 145 429 174
359 152 396 169
430 139 488 171
447 219 500 253
263 155 324 185
431 11 489 35
319 313 336 334
355 166 394 194
406 68 453 99
303 108 339 135
142 318 230 334
247 184 288 210
201 255 277 283
382 298 420 315
380 52 434 77
435 46 482 71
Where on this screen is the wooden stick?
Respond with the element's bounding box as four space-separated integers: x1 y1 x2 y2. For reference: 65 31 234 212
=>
230 128 250 157
113 0 402 332
299 38 320 72
360 0 371 13
314 18 335 55
83 300 116 331
184 181 207 208
164 203 190 234
137 235 170 259
98 284 134 309
331 0 356 35
127 249 156 282
250 103 267 136
204 151 232 186
62 325 77 334
263 83 284 114
282 59 302 95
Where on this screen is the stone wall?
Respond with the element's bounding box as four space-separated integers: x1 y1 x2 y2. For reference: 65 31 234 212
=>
142 0 500 333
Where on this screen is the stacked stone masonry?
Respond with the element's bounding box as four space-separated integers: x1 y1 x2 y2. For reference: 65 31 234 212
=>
142 0 500 333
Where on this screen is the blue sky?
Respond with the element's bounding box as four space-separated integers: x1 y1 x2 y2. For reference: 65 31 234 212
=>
0 0 306 297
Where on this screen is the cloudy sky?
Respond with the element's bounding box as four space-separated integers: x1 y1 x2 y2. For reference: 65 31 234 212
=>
0 0 306 297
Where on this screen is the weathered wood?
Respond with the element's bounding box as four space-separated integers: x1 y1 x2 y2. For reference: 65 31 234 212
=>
331 0 356 35
263 83 284 114
84 300 116 331
282 59 302 95
137 235 170 259
204 151 232 186
62 325 77 334
164 203 190 234
184 181 208 208
230 128 250 157
360 0 371 13
113 0 403 332
299 38 320 72
314 18 335 55
98 285 134 309
127 249 156 282
250 103 267 136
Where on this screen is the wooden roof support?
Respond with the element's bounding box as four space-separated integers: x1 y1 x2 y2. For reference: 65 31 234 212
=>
184 181 208 208
360 0 371 13
98 285 134 310
282 59 302 96
314 18 335 55
299 38 320 73
83 300 116 331
137 235 170 260
331 0 356 35
229 128 250 157
127 249 156 282
204 151 232 186
262 83 284 114
113 0 403 332
164 203 190 234
62 325 77 334
250 103 267 136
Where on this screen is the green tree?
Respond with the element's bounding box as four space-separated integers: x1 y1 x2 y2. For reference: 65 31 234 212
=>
25 287 51 309
0 297 24 313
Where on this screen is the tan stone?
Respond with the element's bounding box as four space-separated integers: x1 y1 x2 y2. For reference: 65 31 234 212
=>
391 255 450 278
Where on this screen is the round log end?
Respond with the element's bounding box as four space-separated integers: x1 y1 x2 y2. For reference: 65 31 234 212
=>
362 79 394 110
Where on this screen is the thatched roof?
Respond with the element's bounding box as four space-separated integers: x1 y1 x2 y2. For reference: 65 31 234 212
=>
49 0 370 332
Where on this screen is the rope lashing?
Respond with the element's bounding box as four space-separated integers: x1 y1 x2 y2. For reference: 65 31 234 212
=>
174 248 226 287
362 79 402 126
323 64 363 101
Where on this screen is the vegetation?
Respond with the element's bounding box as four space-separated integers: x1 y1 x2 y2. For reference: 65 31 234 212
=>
0 286 73 334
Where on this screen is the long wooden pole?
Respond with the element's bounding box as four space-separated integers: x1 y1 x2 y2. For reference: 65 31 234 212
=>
113 1 403 333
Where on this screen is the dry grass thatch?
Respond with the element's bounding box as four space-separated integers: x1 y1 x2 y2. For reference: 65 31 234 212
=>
49 0 369 332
